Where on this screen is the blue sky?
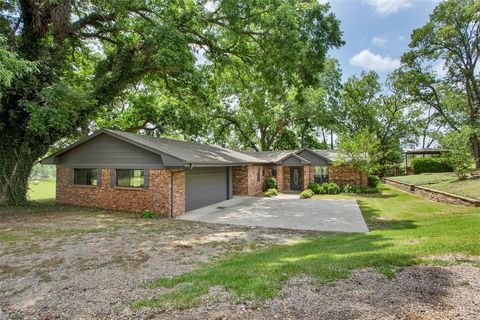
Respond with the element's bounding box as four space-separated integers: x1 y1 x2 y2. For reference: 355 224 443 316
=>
326 0 439 81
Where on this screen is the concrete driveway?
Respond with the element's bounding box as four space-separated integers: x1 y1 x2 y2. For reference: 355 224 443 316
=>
177 195 368 233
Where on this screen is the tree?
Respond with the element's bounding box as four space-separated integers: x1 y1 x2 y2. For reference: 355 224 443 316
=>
398 0 480 169
336 129 381 174
291 58 342 149
441 127 475 179
335 71 421 174
0 0 342 204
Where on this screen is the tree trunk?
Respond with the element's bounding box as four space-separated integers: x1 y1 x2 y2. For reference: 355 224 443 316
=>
470 133 480 170
0 145 42 205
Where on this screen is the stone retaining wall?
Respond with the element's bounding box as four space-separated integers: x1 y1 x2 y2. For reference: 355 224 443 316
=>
385 178 480 207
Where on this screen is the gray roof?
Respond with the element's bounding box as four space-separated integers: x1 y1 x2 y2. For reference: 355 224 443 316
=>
311 149 344 161
244 150 296 162
104 130 268 165
42 129 344 167
405 148 446 155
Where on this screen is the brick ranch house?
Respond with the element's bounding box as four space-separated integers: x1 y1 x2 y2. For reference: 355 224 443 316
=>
41 129 367 217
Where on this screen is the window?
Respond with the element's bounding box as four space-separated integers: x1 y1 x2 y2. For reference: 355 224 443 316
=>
116 169 144 188
74 169 98 186
314 166 329 183
272 165 277 178
261 166 265 177
256 167 260 181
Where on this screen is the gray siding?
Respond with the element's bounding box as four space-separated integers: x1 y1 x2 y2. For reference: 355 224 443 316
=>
57 133 164 168
282 156 305 166
185 167 228 211
297 150 329 166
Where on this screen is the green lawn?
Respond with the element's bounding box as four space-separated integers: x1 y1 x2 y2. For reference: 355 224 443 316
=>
389 172 458 185
28 180 56 200
389 173 480 200
428 179 480 200
134 184 480 310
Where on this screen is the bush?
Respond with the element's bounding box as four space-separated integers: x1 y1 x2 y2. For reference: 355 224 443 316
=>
367 175 380 188
361 187 379 193
411 157 453 174
342 183 359 193
300 189 314 199
141 211 157 219
264 188 278 197
266 177 277 189
324 182 341 194
307 182 321 194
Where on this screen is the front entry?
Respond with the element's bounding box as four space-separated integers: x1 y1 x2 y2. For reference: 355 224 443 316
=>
290 167 303 191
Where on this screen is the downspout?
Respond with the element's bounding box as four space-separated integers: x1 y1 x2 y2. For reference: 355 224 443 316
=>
170 164 193 218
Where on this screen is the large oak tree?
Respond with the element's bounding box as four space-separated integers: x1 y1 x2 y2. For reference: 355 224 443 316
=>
0 0 343 204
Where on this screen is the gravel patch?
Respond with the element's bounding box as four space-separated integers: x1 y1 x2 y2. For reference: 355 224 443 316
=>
163 264 480 320
1 208 479 319
0 209 305 319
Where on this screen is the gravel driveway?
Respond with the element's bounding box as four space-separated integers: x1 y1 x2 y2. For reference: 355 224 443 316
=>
1 204 479 319
178 195 369 232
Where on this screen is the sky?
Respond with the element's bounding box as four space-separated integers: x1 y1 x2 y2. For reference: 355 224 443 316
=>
326 0 440 81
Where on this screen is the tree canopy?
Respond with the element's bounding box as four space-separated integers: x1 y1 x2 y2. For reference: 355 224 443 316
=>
0 0 343 204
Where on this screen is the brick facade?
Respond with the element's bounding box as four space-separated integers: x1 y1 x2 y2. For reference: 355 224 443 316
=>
275 165 284 191
232 165 271 195
56 168 185 217
328 165 368 188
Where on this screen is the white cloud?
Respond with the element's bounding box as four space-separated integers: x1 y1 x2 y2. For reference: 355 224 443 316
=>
433 61 447 77
349 49 401 72
372 37 387 47
365 0 413 16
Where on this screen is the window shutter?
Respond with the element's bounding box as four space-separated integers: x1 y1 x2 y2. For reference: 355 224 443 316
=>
144 169 149 189
69 168 75 185
97 169 102 186
109 169 116 188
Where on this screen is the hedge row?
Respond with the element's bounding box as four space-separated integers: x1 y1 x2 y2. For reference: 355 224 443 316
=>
411 157 453 174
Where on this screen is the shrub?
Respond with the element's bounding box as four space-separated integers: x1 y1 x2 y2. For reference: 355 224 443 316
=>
300 189 314 199
411 157 453 174
266 177 277 189
360 187 379 193
141 211 157 219
264 188 278 197
367 175 380 188
324 182 341 194
342 184 359 193
307 182 321 194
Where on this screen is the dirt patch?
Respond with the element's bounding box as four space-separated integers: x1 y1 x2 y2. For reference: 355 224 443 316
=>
0 206 305 319
163 264 480 320
1 206 479 319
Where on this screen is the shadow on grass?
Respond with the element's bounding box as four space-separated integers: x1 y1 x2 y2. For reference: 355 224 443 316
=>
135 231 421 310
358 199 417 231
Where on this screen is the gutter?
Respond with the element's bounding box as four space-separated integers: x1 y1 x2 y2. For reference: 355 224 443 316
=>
170 164 193 218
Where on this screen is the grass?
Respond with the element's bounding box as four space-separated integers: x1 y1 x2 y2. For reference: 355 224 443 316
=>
389 172 458 186
134 184 480 310
428 179 480 200
28 179 55 200
389 172 480 200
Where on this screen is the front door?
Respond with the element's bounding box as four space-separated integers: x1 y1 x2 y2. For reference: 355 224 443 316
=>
290 167 302 191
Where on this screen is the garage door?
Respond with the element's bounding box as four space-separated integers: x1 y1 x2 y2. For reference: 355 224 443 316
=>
185 167 229 211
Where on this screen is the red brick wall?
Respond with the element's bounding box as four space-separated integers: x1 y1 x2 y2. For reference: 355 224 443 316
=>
276 165 284 191
303 165 311 190
328 165 368 188
56 168 185 216
232 165 271 195
283 167 291 191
